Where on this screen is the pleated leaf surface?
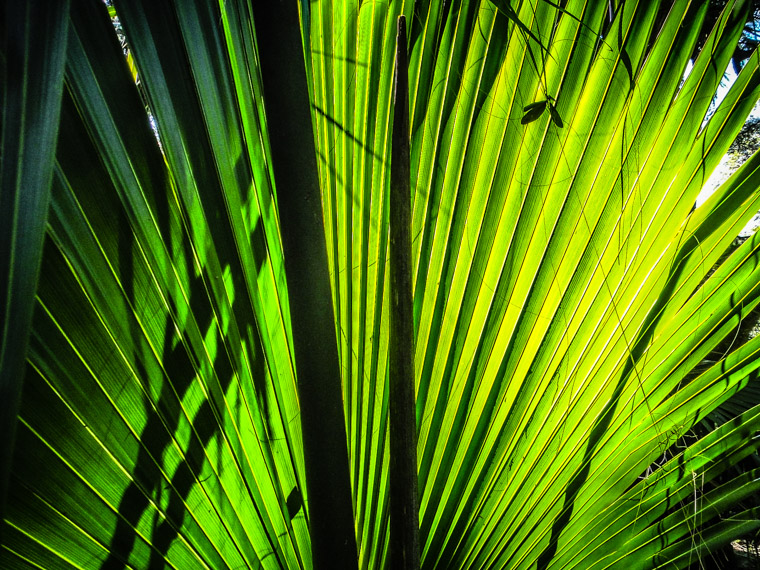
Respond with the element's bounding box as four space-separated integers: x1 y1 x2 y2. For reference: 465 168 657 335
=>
4 0 760 569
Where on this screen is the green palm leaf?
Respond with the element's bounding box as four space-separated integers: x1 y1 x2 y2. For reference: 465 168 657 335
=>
4 1 305 567
3 0 760 569
0 0 69 541
312 0 760 567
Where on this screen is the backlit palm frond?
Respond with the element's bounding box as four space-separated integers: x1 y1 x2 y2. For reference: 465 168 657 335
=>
4 0 760 569
311 0 760 567
3 1 305 567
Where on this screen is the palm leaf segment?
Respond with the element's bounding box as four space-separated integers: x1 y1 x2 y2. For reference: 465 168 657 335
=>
3 0 760 569
3 1 306 568
313 0 760 567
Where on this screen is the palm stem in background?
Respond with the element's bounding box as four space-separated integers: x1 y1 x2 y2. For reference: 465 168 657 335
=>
250 2 358 567
389 15 421 570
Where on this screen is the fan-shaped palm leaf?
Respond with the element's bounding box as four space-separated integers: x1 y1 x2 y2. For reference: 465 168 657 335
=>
3 0 760 569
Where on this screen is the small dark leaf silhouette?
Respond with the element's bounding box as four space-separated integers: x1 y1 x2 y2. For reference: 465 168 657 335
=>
287 487 303 519
549 103 564 128
522 100 548 124
523 100 548 112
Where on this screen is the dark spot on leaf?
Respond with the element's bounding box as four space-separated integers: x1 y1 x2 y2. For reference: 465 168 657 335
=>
521 100 547 124
549 104 563 128
287 487 303 519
